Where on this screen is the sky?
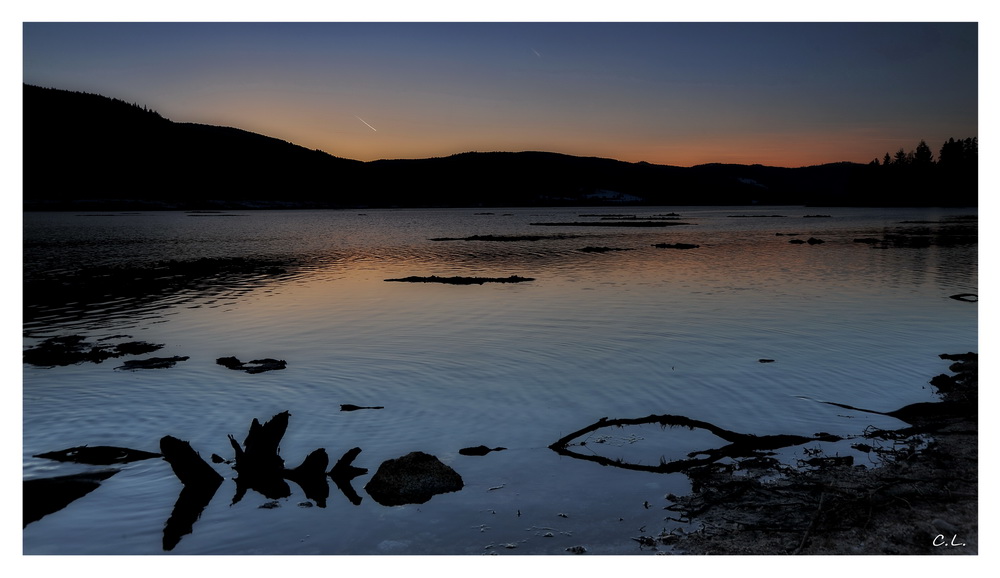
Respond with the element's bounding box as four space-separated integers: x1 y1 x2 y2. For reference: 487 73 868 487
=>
20 18 980 168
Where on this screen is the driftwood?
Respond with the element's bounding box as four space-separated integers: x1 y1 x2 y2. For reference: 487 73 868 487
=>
665 352 979 554
27 412 379 549
23 469 119 528
459 445 507 456
225 412 370 507
161 436 223 487
549 414 841 474
284 448 330 507
329 447 368 505
229 411 291 504
34 445 161 465
159 436 224 551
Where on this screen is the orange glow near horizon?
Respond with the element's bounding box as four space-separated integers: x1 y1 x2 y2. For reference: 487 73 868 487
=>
24 23 977 170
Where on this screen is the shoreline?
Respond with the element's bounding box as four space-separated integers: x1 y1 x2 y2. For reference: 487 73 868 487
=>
661 353 978 555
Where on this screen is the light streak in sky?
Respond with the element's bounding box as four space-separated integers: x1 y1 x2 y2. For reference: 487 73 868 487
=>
355 115 377 132
531 48 541 57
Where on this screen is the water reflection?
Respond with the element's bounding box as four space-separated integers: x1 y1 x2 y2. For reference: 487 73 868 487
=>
23 256 308 335
22 208 977 554
23 469 119 528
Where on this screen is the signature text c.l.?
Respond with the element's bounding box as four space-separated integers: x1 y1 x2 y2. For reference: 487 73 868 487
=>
933 534 966 547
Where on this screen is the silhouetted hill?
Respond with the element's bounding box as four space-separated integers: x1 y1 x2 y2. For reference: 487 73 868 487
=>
23 84 364 209
22 85 976 209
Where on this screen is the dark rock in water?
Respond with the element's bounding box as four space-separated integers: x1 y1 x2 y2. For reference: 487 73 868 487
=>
23 335 164 367
112 341 164 356
531 221 692 227
116 356 190 370
807 237 825 245
364 451 464 506
758 359 775 363
216 356 243 369
430 234 582 242
34 445 162 465
23 469 119 527
788 239 806 244
384 275 534 285
216 356 287 373
243 358 287 373
652 243 700 249
579 246 632 253
459 445 507 456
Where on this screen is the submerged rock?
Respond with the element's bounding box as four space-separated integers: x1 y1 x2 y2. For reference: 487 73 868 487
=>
116 356 190 370
364 451 464 506
216 357 287 373
23 335 164 367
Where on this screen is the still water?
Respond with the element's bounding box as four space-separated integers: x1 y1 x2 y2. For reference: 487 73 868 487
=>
22 206 977 554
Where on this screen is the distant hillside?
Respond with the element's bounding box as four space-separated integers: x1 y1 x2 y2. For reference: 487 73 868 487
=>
22 84 976 209
23 84 364 209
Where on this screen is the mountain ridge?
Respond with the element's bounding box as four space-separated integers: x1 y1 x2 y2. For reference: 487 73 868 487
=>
22 84 975 210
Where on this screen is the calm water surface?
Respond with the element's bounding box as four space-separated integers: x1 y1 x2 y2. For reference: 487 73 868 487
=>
22 207 977 554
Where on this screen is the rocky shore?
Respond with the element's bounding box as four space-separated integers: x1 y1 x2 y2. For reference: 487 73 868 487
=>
664 353 978 555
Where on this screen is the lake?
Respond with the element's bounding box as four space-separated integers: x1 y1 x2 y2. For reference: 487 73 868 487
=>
21 206 977 555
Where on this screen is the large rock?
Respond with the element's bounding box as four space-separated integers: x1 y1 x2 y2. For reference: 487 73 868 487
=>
364 451 463 506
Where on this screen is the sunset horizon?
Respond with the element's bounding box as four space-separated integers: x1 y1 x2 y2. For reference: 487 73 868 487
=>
22 22 977 170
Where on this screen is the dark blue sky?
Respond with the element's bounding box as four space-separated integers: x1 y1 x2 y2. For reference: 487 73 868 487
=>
22 21 978 167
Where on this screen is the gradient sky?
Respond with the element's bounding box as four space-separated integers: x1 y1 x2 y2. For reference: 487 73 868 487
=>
22 21 978 167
